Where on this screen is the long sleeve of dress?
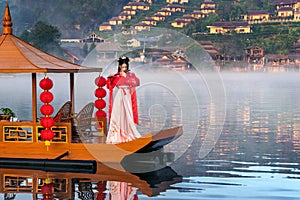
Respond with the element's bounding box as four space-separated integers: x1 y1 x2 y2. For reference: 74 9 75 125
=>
107 72 140 124
126 73 140 124
107 75 120 123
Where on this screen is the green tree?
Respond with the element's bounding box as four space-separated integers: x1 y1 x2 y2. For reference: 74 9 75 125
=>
183 22 196 36
20 21 64 58
216 1 234 21
194 13 220 33
229 5 245 21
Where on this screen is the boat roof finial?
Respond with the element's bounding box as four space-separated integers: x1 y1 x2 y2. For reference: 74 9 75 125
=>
2 3 12 35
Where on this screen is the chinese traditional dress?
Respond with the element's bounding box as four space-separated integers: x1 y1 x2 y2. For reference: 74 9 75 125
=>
106 71 141 144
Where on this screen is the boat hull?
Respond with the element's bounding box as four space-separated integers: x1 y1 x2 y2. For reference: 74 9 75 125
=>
0 126 183 163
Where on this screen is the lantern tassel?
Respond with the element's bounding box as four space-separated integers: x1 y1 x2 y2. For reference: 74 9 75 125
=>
45 140 51 151
45 178 51 184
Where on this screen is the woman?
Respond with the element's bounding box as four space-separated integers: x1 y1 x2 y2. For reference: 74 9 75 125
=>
106 56 141 144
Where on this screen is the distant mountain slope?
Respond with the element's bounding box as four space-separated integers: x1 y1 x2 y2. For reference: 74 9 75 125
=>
1 0 130 37
0 0 279 37
4 0 273 37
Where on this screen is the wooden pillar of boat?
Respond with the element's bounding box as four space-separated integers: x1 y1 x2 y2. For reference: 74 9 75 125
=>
69 72 75 140
32 73 38 142
70 73 75 116
32 73 37 122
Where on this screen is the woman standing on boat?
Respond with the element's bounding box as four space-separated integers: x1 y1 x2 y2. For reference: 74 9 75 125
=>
106 56 141 144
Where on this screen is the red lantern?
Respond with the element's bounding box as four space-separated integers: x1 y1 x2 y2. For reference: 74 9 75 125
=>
40 104 54 116
39 77 53 90
39 76 55 150
95 110 106 118
41 181 53 200
94 88 107 98
94 76 107 135
96 181 107 199
95 76 106 87
41 129 54 140
41 183 52 194
40 117 54 128
40 91 54 103
94 99 106 109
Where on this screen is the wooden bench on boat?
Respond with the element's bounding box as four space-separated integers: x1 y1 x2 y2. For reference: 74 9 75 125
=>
72 102 106 143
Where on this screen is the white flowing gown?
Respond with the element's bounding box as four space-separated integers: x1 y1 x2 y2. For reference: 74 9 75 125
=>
106 86 141 144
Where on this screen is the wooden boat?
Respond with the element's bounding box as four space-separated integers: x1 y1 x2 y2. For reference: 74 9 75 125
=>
0 162 182 199
0 124 182 164
0 4 183 167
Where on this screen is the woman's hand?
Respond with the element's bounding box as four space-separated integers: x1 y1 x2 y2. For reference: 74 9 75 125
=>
120 72 126 77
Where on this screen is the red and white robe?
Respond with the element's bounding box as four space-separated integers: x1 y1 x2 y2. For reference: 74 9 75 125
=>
106 72 140 144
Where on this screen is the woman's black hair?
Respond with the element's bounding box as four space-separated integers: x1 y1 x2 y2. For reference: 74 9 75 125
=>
117 56 130 72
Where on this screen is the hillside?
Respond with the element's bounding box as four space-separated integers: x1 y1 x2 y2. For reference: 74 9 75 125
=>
1 0 131 37
1 0 279 37
2 0 299 56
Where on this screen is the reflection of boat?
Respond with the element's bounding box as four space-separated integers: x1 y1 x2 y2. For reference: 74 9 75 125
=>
0 4 182 167
0 163 182 199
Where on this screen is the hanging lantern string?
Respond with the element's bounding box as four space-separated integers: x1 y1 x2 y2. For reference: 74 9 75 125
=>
39 76 55 151
94 76 107 132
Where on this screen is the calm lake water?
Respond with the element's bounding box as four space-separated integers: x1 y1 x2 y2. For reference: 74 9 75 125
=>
0 71 300 199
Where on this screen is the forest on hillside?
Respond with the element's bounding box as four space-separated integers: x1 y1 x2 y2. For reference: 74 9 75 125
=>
1 0 298 56
0 0 281 36
0 0 130 36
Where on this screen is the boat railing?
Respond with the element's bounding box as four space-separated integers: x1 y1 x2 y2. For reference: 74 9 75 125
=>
0 121 71 143
0 119 106 144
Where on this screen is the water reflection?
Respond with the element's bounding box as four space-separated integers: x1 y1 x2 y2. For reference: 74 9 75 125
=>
0 164 181 199
106 181 137 200
166 73 300 199
2 72 300 199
